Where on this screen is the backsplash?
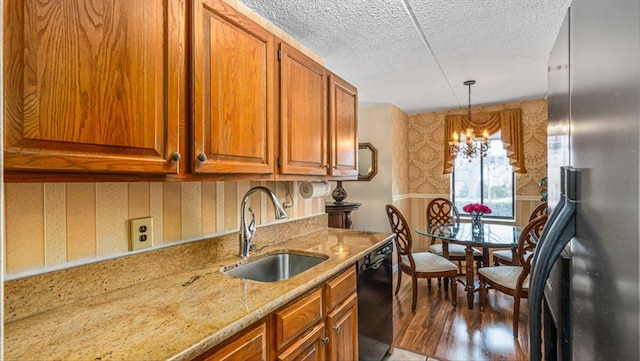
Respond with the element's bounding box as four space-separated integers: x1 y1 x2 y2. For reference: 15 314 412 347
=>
4 181 324 277
4 214 328 323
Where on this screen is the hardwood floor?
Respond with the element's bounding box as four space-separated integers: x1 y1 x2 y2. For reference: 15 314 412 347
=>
392 274 529 361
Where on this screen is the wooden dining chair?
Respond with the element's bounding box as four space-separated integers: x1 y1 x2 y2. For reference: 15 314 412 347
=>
426 198 482 277
493 202 548 266
385 205 458 312
478 213 548 338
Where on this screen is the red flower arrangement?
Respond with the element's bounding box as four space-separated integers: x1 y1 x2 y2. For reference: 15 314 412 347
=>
462 203 492 215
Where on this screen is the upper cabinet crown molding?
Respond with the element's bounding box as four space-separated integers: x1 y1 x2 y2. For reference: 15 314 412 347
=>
3 0 184 175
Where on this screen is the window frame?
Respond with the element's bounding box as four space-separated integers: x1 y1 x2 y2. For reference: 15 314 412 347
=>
451 140 515 221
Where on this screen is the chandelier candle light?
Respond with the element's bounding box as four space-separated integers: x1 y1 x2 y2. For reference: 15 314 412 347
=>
449 80 490 161
463 203 492 236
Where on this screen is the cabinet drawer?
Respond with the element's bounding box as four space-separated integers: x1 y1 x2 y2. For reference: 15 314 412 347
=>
200 321 267 361
276 322 326 361
274 289 323 350
325 266 357 311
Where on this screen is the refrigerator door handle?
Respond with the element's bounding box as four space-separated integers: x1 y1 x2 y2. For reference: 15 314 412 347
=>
529 167 579 361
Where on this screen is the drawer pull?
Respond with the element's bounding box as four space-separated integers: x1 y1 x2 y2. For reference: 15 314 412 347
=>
322 337 330 345
171 152 181 161
333 326 340 332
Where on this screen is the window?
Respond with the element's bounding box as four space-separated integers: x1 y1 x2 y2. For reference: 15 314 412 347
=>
452 132 514 219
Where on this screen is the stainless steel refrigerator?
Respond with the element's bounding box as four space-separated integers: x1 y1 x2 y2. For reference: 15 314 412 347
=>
530 1 640 360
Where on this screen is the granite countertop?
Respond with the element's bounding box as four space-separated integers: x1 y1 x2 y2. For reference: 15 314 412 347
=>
4 228 394 360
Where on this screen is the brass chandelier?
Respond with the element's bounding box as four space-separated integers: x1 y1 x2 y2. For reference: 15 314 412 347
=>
449 80 490 161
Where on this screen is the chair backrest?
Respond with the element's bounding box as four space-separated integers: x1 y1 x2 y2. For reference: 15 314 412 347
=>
426 198 459 244
516 214 549 287
385 205 415 270
426 198 460 225
528 202 548 221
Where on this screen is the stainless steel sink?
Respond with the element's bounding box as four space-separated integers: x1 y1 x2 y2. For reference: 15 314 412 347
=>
222 252 328 282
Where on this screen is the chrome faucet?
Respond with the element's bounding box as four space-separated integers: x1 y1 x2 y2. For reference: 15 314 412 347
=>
240 186 287 258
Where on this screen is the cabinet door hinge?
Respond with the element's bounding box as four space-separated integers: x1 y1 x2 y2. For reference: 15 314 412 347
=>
277 156 282 167
277 49 282 60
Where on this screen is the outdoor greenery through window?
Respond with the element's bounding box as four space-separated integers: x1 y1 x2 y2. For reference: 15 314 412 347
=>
452 132 514 219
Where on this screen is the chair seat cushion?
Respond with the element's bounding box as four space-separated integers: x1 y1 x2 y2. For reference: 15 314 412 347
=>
401 252 457 273
493 250 533 262
493 249 513 261
478 266 529 290
429 243 482 257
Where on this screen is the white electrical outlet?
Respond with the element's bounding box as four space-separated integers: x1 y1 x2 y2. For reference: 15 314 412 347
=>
130 217 153 251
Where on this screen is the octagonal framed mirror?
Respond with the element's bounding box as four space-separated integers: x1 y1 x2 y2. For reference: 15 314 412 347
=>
358 143 378 181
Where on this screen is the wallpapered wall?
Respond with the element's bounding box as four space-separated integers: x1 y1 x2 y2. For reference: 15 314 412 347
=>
408 99 548 197
4 181 323 277
391 105 410 198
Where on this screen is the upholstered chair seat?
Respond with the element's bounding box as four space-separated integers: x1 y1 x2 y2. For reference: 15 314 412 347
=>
401 253 459 273
478 266 530 290
429 243 482 258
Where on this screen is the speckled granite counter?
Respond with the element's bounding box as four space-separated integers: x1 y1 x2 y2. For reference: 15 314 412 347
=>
4 227 393 360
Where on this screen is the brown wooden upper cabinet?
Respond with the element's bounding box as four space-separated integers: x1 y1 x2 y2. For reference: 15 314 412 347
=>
3 0 183 174
328 74 359 178
278 43 329 177
191 0 275 176
3 0 357 181
278 43 358 180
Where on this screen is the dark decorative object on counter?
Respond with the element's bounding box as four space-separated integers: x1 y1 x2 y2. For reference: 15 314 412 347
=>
332 181 348 203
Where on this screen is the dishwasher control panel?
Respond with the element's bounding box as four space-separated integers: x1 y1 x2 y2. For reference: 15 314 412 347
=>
359 241 393 271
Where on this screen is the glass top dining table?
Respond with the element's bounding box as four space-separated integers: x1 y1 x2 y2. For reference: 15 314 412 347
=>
416 223 523 309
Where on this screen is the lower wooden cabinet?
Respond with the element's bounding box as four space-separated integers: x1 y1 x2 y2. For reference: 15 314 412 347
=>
273 266 358 361
198 321 267 361
326 293 358 361
276 322 327 361
273 289 324 351
199 265 358 361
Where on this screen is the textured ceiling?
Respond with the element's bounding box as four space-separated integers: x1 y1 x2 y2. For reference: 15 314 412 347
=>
238 0 572 114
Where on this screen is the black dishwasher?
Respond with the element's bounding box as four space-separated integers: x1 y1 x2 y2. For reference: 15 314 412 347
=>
357 240 393 361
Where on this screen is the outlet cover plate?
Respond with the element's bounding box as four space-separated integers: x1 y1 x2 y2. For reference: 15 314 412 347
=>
130 217 153 251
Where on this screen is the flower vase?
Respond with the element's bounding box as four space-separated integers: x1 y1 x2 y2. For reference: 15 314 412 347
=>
471 213 483 236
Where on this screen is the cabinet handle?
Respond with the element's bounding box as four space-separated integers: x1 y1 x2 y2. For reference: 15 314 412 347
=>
333 326 340 332
197 153 207 162
324 164 330 169
322 337 330 345
171 152 181 161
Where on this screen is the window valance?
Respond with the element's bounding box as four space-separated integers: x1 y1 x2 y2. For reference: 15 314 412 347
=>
443 108 526 174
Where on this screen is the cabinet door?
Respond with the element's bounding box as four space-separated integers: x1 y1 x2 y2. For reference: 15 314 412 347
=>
276 322 327 361
3 0 182 174
326 293 358 361
329 73 358 178
192 0 275 175
279 43 328 177
200 322 267 361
